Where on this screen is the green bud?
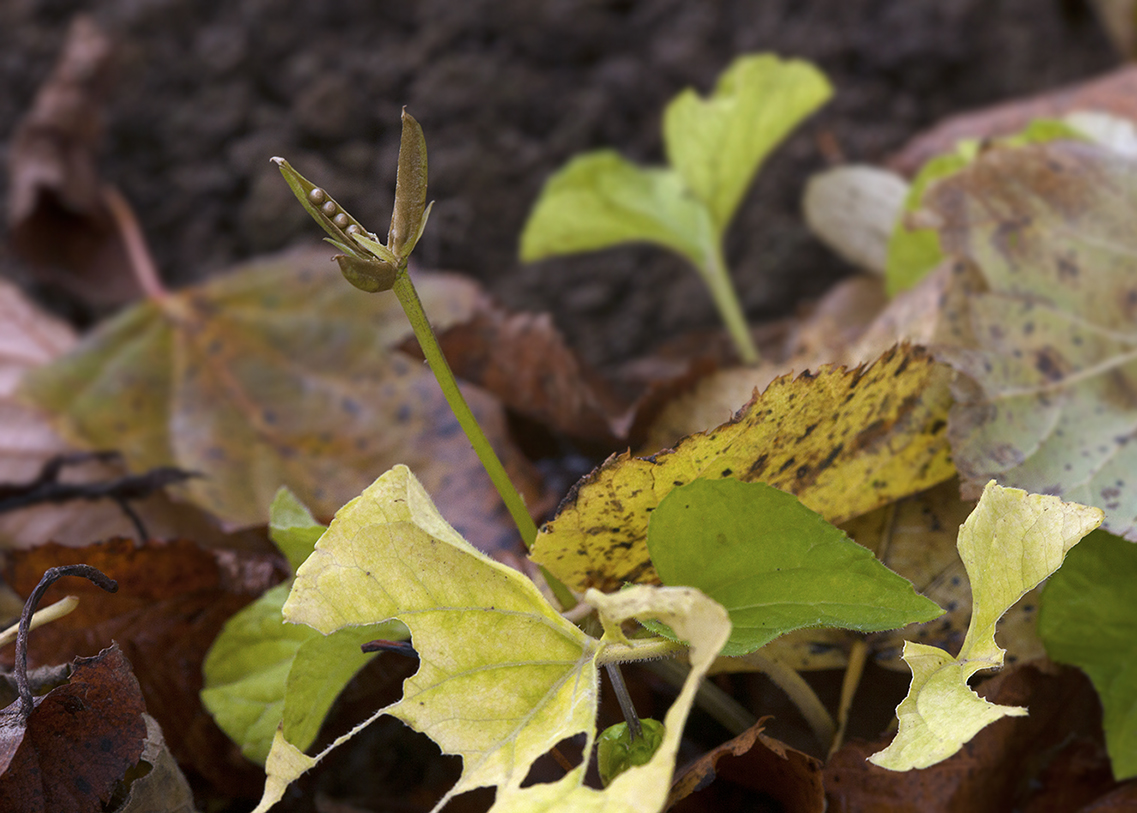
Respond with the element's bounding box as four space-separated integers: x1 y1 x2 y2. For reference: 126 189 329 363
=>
335 254 397 293
597 718 665 786
388 108 429 257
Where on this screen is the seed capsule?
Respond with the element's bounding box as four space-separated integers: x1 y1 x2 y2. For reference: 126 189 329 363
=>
321 201 337 217
308 187 327 205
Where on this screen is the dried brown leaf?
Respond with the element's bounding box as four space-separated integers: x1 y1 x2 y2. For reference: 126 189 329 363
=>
0 645 147 813
3 540 283 794
668 717 824 812
5 15 140 306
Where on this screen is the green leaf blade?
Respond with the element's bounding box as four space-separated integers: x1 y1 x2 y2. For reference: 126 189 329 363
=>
648 478 943 656
518 150 714 267
663 54 831 233
1040 529 1137 780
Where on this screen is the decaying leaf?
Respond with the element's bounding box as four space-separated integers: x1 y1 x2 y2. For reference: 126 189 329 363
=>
869 482 1101 770
0 276 266 550
4 539 282 794
888 64 1137 176
19 246 541 549
5 16 144 306
0 645 147 813
421 298 628 446
533 344 954 593
109 713 198 813
926 140 1137 539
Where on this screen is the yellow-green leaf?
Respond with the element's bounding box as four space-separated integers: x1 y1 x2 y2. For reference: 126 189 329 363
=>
253 464 597 813
490 585 731 813
532 344 954 592
869 481 1102 770
518 150 714 268
663 53 831 233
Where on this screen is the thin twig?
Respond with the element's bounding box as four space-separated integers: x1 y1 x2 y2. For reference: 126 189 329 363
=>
14 565 117 720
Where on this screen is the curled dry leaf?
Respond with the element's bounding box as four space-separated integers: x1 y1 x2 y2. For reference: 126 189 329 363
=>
3 540 283 795
667 717 824 812
5 15 142 306
0 645 147 813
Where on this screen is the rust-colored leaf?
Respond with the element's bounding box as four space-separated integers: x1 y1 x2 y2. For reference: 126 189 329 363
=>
0 645 147 813
3 540 282 794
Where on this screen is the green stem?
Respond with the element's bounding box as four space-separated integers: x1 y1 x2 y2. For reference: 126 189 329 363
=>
700 243 760 365
392 272 539 546
596 637 688 665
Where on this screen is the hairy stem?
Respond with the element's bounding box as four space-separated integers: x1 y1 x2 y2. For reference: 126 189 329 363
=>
700 244 759 365
748 650 835 749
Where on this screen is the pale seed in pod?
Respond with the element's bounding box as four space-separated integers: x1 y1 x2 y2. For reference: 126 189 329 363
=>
321 201 337 217
333 213 350 229
308 187 327 205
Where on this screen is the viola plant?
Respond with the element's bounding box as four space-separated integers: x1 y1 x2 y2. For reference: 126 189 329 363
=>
201 91 1106 813
519 53 832 364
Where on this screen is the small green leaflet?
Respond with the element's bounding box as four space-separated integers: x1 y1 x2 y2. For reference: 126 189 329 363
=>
252 465 732 813
519 53 830 265
1040 529 1137 780
870 481 1102 770
647 478 943 656
201 487 402 764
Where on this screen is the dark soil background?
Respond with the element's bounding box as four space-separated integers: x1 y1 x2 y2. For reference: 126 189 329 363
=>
0 0 1118 369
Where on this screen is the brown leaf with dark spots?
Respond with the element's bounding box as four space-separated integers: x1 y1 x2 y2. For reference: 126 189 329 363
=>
668 717 824 812
823 661 1118 813
0 644 146 813
5 15 141 306
3 540 283 796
